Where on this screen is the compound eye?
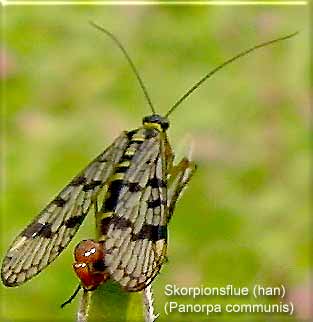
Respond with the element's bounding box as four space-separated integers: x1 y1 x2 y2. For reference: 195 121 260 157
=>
74 239 104 263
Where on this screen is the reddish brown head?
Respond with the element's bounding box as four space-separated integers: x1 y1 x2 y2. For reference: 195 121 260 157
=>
73 239 109 290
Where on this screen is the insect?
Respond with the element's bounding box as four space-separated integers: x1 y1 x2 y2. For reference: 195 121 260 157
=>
1 23 297 299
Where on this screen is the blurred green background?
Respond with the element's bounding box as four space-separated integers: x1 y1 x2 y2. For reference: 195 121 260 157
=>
0 4 310 322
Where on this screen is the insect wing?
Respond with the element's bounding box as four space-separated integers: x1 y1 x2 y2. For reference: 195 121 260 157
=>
100 128 169 291
1 132 129 287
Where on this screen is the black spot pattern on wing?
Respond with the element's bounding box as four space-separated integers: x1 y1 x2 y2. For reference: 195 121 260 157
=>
64 215 85 228
99 128 169 291
23 223 52 239
104 180 125 212
1 132 129 287
131 224 167 242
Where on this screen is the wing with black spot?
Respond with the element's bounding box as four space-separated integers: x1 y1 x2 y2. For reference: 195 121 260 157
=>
1 132 129 287
99 128 169 291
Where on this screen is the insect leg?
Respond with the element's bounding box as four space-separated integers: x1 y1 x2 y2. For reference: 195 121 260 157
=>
167 157 196 222
60 284 82 308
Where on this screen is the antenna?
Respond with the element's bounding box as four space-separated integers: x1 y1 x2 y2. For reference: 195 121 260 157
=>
90 22 156 114
165 31 298 118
